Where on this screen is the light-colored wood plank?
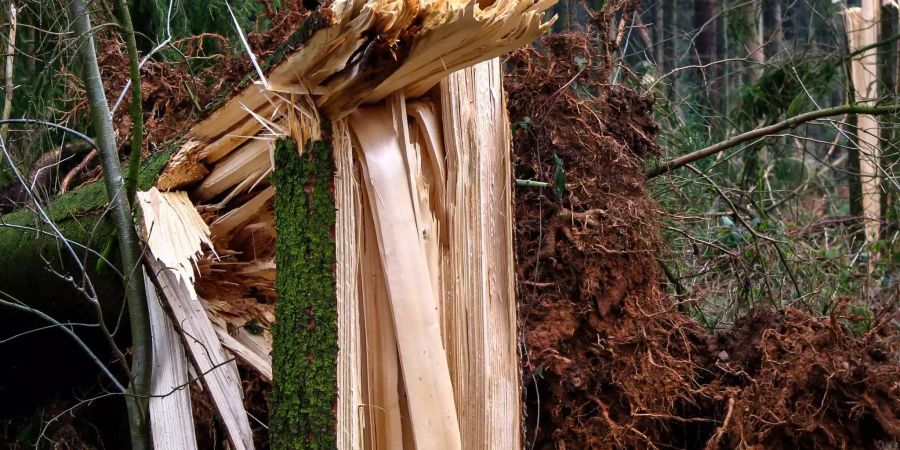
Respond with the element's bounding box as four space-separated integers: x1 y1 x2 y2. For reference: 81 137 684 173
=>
334 119 368 450
194 138 273 201
146 257 256 450
138 188 213 286
215 326 273 381
146 269 198 450
439 58 520 449
350 104 462 450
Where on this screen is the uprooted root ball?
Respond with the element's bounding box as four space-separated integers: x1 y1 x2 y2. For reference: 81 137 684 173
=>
506 31 900 449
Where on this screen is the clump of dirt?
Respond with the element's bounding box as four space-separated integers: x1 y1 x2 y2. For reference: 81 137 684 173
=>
506 21 900 450
507 30 713 448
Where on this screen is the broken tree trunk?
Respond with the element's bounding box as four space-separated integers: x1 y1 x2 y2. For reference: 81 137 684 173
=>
268 138 339 448
2 1 554 447
134 1 554 449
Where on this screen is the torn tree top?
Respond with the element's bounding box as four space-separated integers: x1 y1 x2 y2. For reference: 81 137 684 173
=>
157 0 555 191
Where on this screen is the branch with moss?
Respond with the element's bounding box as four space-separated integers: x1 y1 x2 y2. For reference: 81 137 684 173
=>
114 0 144 205
646 103 900 179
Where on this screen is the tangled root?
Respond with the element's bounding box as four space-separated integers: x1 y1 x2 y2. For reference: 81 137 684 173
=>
507 31 900 449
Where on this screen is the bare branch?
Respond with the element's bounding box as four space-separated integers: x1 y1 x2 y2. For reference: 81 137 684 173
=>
647 103 900 179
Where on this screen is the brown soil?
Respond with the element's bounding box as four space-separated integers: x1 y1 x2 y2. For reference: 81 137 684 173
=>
506 28 900 449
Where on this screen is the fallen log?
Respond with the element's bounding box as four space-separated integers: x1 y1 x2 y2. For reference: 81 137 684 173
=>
0 148 173 322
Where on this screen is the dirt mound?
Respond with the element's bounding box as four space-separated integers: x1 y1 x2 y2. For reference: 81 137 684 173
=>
506 30 900 449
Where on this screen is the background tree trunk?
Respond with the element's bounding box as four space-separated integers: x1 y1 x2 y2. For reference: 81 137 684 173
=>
694 0 720 110
880 3 898 237
744 0 764 82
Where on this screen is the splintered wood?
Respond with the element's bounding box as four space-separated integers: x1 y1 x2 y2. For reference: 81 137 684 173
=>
158 0 554 191
338 59 520 449
146 270 197 450
440 59 519 449
140 0 553 447
350 102 461 449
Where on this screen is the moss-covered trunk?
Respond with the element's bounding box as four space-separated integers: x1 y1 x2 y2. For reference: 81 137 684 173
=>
269 137 338 449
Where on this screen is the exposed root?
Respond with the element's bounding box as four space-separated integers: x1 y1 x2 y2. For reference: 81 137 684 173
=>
508 31 900 449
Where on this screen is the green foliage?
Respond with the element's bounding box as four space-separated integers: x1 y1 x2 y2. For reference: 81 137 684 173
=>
553 153 566 199
769 158 809 191
723 4 754 44
131 0 268 53
846 305 875 334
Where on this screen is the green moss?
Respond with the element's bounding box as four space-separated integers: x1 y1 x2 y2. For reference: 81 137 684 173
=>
0 146 175 321
269 137 337 449
2 145 174 225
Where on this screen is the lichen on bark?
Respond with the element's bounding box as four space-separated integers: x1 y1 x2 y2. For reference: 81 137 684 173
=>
269 137 338 449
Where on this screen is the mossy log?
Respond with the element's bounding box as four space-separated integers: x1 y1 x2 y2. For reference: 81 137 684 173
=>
0 10 329 323
0 12 338 447
0 148 173 323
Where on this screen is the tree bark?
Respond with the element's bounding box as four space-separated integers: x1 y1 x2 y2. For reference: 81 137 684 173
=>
1 3 16 143
269 138 338 449
845 1 882 243
693 0 720 110
114 0 144 204
743 0 764 82
880 3 898 237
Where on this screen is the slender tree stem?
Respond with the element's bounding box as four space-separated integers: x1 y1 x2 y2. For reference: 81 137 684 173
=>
115 0 144 205
1 3 16 143
646 103 900 179
846 32 900 60
68 1 151 449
